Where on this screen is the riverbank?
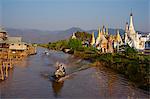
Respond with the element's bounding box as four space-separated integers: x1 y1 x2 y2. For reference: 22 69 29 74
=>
74 51 150 91
39 39 150 91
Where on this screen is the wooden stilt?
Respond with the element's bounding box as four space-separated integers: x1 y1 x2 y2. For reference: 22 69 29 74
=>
5 62 8 78
0 63 4 80
9 59 13 69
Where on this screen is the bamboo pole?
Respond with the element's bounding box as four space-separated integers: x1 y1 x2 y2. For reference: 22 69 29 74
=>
5 62 8 78
8 50 13 69
0 62 4 80
9 59 13 69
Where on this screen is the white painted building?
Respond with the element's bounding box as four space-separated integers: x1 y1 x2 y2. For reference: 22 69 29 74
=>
124 13 149 50
71 32 76 39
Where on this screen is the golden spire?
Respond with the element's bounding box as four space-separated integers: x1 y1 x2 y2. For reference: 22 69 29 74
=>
96 27 101 46
98 26 101 37
90 32 95 46
106 26 109 36
116 29 123 44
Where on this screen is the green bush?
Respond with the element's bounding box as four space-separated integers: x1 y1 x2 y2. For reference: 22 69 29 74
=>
47 40 68 50
75 31 91 41
68 39 82 50
124 45 138 57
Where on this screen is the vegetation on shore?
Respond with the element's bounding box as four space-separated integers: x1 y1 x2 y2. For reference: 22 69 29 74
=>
39 31 150 91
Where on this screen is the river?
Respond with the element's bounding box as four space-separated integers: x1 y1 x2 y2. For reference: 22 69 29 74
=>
0 47 149 99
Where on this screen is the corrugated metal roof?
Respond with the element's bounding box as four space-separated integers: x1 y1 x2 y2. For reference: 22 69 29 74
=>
0 27 7 33
0 37 28 45
5 37 22 43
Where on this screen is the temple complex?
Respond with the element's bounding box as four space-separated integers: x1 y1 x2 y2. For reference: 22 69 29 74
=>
89 12 149 53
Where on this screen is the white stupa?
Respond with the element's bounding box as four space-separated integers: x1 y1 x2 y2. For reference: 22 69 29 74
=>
71 32 76 39
124 12 140 49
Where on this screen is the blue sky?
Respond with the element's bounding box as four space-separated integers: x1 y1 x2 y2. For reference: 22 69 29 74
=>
0 0 2 25
1 0 149 32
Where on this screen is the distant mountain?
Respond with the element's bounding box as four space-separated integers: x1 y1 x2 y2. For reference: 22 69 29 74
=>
6 28 53 43
6 27 85 43
5 27 145 43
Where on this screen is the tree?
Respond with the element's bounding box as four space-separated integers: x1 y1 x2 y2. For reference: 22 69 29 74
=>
68 39 82 50
124 45 137 57
75 31 91 41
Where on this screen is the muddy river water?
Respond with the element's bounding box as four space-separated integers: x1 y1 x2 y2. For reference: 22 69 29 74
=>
0 47 149 99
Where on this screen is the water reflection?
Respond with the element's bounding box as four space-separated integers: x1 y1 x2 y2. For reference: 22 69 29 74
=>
41 71 65 97
16 59 29 68
51 81 64 97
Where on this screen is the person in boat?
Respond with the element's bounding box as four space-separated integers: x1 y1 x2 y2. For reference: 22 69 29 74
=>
44 50 49 55
54 63 66 79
